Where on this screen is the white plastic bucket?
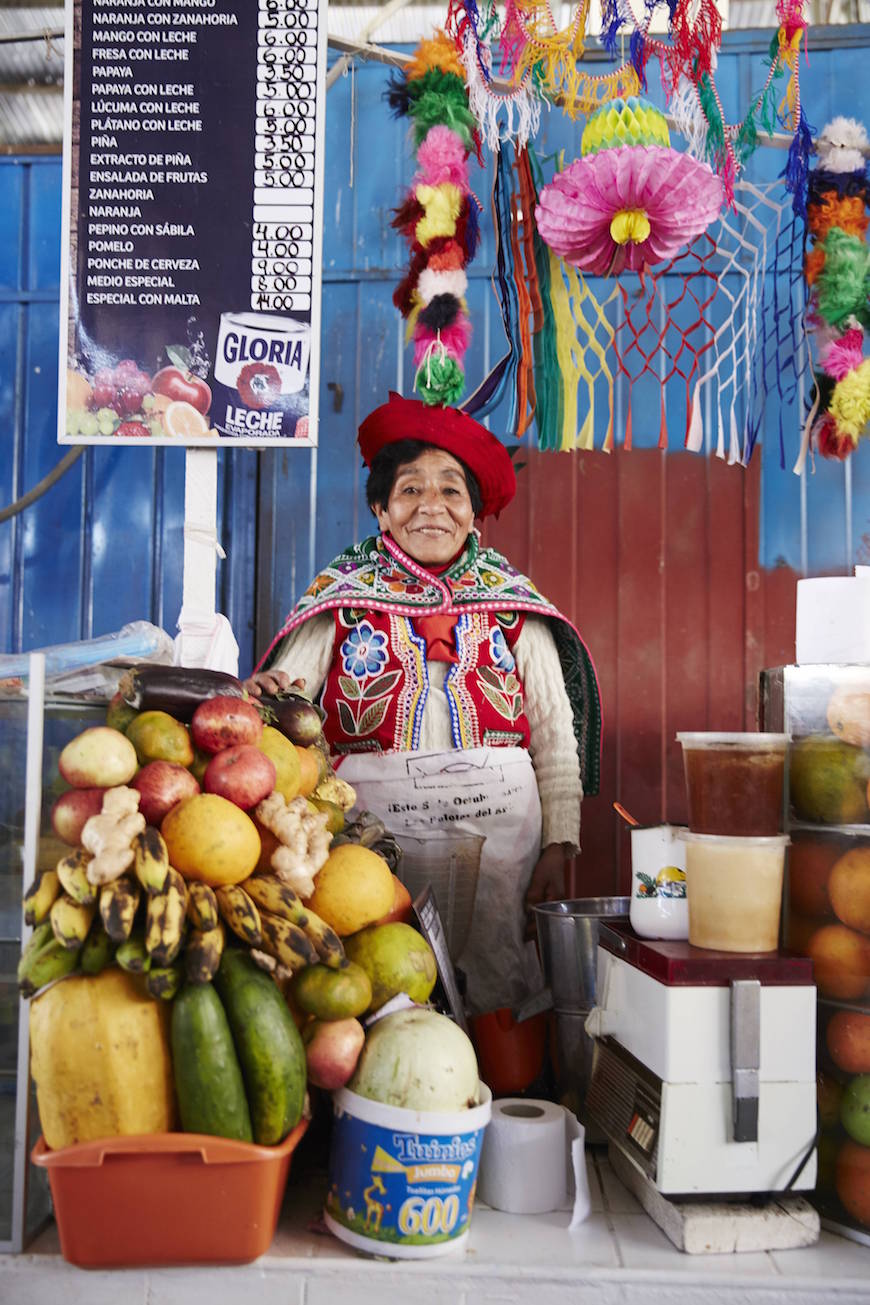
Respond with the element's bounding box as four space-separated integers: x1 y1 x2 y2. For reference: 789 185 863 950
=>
324 1083 492 1258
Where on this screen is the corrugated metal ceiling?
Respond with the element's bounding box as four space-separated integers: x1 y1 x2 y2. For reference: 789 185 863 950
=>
0 1 868 148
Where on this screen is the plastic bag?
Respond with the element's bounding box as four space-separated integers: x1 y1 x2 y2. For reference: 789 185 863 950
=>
0 621 174 686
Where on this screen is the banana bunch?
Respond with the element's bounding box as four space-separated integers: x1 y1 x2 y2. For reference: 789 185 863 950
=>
332 811 404 874
186 872 347 981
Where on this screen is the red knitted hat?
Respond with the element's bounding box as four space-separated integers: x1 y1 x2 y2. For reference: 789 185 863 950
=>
358 393 516 518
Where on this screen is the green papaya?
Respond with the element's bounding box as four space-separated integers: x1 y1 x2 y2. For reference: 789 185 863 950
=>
215 948 306 1145
170 982 253 1141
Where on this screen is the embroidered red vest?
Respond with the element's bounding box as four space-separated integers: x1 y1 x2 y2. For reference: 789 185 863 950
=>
320 607 531 754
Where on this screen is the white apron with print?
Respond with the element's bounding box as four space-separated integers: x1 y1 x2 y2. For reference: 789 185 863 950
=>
338 746 544 1016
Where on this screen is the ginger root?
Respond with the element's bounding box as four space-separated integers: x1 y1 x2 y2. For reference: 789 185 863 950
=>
254 792 331 898
82 786 146 886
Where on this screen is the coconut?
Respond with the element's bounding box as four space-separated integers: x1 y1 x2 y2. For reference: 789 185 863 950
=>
349 1007 479 1112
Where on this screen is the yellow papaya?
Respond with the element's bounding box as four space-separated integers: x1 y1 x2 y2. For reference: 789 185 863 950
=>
29 969 175 1149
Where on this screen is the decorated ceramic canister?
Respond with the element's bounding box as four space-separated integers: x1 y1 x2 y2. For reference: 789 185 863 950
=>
629 824 689 940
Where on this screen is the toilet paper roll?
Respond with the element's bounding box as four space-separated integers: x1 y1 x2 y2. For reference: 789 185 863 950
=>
477 1098 569 1215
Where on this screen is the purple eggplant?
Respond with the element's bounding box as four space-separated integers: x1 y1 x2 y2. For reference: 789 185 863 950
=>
118 666 246 721
257 692 324 745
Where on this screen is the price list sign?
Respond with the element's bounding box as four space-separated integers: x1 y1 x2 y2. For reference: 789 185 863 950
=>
60 0 328 447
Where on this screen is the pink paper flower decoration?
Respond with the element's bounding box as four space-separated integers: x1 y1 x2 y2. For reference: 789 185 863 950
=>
535 99 725 276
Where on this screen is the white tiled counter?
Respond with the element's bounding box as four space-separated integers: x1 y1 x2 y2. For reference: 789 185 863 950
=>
3 1153 869 1305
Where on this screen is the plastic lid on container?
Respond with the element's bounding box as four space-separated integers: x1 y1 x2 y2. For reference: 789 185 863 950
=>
675 731 791 750
677 830 790 847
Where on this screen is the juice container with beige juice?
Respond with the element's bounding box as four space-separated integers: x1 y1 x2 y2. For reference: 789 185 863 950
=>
679 831 790 952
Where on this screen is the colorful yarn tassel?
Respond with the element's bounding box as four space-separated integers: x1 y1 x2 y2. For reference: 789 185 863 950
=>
801 117 870 464
387 32 477 405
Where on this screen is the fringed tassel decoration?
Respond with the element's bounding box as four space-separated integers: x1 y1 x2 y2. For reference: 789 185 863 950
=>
387 32 479 406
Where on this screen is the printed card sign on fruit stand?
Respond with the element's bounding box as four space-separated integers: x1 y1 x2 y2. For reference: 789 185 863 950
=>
59 0 327 447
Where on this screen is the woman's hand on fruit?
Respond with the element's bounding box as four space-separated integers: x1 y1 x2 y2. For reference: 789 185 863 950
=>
523 843 570 936
243 669 306 698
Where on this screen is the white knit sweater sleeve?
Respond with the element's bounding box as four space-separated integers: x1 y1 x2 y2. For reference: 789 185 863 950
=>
514 616 583 851
267 612 336 700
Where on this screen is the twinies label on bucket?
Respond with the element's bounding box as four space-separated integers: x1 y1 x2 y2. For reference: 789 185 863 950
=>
213 312 311 439
325 1103 486 1254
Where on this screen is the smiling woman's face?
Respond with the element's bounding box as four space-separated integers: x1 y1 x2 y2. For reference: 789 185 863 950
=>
374 448 476 566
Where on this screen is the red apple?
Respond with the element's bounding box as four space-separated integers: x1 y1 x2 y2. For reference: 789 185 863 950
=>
152 366 212 415
303 1017 365 1090
59 726 138 787
204 745 275 810
51 788 105 845
191 696 263 754
132 760 201 825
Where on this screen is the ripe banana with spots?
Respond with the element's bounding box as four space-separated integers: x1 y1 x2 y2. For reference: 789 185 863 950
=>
144 867 187 966
243 874 345 968
186 881 219 932
258 908 318 973
23 868 61 927
184 920 225 984
50 893 96 949
215 884 262 946
99 875 141 943
56 848 97 907
131 827 170 894
146 962 183 1001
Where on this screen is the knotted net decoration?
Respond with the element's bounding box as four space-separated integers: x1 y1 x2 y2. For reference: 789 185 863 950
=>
463 143 809 465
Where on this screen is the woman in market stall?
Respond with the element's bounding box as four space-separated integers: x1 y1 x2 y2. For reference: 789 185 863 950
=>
246 391 601 1018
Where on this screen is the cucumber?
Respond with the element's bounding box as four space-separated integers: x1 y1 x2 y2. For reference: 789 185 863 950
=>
215 949 306 1145
170 982 253 1141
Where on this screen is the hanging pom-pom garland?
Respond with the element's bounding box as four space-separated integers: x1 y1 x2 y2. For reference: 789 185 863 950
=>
387 33 480 406
800 118 870 464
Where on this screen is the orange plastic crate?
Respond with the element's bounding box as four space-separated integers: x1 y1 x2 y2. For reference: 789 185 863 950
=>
31 1120 308 1268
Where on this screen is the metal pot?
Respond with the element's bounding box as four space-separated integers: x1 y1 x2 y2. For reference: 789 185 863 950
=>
533 897 629 1013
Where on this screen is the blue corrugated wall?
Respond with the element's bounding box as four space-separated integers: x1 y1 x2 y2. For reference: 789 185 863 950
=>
3 28 870 674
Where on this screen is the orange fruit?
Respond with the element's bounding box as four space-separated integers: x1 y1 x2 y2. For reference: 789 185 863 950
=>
827 1009 870 1074
126 710 193 768
787 838 839 918
296 745 324 797
807 923 870 1000
836 1139 870 1225
164 399 209 438
161 793 260 886
376 874 414 926
305 844 394 936
784 911 820 956
252 815 281 873
257 725 301 802
827 688 870 748
829 846 870 933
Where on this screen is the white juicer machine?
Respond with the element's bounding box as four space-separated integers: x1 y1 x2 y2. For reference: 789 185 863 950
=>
584 925 817 1195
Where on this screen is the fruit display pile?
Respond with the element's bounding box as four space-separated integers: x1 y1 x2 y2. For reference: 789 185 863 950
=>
17 666 467 1157
782 677 870 1233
